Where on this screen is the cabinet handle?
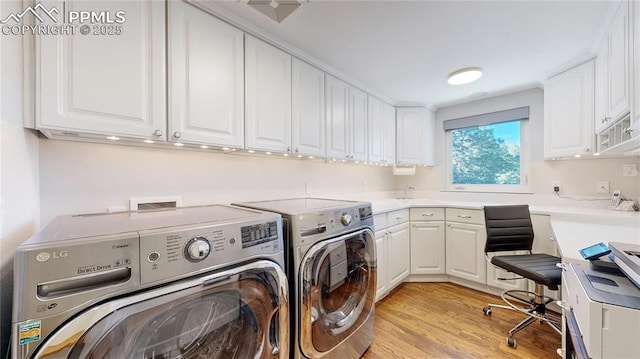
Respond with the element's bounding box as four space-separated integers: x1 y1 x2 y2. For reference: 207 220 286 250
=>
623 127 633 135
153 129 163 137
287 146 291 153
295 147 299 153
602 116 611 124
457 214 472 219
173 132 182 139
556 263 567 270
421 213 434 217
447 223 451 227
584 147 590 153
396 217 403 221
549 237 556 242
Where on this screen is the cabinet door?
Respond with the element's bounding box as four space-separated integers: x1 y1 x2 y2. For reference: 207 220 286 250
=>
375 230 388 301
325 75 349 160
367 96 385 163
169 1 244 147
445 222 487 284
387 222 410 289
410 221 445 275
543 60 595 158
37 0 166 139
245 35 291 152
349 87 368 161
594 45 609 134
607 1 630 120
396 107 434 165
383 103 396 165
291 59 325 157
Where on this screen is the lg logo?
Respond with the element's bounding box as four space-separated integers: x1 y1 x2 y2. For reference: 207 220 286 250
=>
36 251 68 262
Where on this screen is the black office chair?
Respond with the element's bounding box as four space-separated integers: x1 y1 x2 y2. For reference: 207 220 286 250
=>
482 205 562 348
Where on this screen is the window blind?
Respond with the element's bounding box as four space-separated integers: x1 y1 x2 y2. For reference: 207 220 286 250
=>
443 106 529 131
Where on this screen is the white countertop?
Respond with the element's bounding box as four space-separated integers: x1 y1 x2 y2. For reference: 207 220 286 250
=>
368 198 640 261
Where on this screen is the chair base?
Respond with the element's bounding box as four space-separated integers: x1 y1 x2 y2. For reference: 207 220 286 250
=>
482 284 561 348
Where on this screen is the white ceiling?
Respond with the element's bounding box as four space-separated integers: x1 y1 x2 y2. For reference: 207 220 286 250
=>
211 0 613 109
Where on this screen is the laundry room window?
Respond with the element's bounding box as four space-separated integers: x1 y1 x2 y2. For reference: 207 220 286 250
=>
443 106 530 193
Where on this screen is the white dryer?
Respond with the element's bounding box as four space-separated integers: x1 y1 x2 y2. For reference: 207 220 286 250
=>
12 205 288 359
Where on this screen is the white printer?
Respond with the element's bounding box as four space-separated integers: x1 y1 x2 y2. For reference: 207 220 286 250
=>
562 242 640 359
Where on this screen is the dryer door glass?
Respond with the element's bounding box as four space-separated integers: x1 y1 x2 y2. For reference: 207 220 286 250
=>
299 228 376 356
35 262 287 359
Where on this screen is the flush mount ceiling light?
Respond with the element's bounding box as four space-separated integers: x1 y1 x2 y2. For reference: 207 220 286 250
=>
447 67 483 85
245 0 307 23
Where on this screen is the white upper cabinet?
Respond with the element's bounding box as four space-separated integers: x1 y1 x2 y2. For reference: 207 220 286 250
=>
368 97 395 165
325 75 350 160
169 1 244 147
36 0 166 140
368 96 385 163
349 87 368 162
291 59 325 157
396 107 435 165
544 60 595 158
383 104 397 165
634 0 640 126
245 35 292 153
594 1 631 133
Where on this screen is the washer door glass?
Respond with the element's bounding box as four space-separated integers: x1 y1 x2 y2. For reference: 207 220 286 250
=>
299 228 376 356
36 262 287 359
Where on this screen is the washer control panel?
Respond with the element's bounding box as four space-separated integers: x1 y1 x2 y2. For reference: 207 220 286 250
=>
138 218 282 285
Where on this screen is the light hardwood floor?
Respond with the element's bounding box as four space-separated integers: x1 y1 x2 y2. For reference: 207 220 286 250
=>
362 283 561 359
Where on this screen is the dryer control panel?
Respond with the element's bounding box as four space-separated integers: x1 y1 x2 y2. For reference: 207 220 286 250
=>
138 217 283 285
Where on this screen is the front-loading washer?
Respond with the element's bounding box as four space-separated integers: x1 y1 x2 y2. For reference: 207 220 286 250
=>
11 205 288 359
234 198 375 359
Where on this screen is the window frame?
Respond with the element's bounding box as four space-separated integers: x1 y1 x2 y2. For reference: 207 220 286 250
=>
443 117 531 194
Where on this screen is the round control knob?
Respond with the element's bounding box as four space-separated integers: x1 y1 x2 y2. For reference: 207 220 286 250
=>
184 237 211 262
340 213 352 226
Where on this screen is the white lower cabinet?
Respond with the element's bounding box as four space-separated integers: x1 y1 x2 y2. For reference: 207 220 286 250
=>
445 208 487 285
410 208 445 275
387 222 411 289
374 210 409 301
374 229 388 301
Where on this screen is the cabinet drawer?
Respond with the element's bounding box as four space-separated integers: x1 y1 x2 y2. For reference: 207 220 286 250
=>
373 213 387 231
387 209 410 226
445 208 484 225
410 207 444 221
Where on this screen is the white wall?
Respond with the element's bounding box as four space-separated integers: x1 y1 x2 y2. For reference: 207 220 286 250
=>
38 140 396 225
396 88 640 205
0 1 41 356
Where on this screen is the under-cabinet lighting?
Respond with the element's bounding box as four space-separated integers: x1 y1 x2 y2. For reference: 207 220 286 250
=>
308 156 315 159
574 154 581 158
248 150 255 153
593 152 600 156
266 152 272 155
447 67 483 85
297 155 303 158
222 147 231 151
284 153 289 157
143 140 154 144
174 143 184 147
200 145 209 149
107 136 120 141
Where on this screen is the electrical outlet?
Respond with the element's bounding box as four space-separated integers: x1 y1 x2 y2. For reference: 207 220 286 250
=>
305 182 312 195
595 181 610 194
552 180 561 193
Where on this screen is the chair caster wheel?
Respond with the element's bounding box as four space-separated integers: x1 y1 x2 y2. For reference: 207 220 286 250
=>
482 306 492 316
506 336 517 348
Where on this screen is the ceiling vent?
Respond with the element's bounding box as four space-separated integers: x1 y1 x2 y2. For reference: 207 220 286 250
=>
246 0 306 23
